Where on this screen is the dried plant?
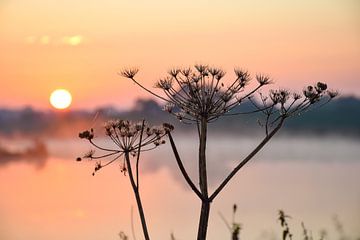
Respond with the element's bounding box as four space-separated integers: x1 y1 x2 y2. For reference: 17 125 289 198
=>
302 222 313 240
219 204 242 240
278 210 293 240
78 120 174 240
333 215 349 240
119 231 129 240
120 64 336 240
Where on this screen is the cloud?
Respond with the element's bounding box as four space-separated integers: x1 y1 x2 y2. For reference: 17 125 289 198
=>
25 35 84 46
40 35 50 45
61 35 83 46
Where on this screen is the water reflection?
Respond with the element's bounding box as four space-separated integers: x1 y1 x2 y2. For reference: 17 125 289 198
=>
0 136 359 240
0 140 48 168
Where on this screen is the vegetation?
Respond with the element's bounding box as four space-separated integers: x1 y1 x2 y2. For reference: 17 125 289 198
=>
118 208 360 240
2 96 360 138
78 64 337 240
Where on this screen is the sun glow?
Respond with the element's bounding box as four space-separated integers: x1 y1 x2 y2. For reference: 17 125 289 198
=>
50 89 72 109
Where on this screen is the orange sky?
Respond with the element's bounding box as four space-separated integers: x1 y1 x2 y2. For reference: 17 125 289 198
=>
0 0 359 110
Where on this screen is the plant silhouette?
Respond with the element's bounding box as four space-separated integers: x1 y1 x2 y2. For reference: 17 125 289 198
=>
78 120 173 240
79 64 337 240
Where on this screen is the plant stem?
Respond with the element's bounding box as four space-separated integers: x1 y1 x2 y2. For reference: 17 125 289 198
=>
198 200 210 240
209 117 285 202
198 117 208 196
125 152 150 240
197 117 210 240
168 132 204 201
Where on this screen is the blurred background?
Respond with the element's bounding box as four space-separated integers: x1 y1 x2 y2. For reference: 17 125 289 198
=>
0 0 359 239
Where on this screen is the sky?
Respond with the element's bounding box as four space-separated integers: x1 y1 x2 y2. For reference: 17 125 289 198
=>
0 0 359 110
0 2 360 239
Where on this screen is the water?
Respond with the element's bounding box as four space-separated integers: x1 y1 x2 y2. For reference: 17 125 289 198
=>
0 136 359 240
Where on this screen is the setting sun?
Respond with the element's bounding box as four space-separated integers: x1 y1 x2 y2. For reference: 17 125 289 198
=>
49 89 72 109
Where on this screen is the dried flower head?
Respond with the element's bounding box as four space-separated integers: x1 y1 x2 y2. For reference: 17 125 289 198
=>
83 149 95 159
256 81 337 132
256 74 272 86
155 77 173 90
163 103 175 113
150 65 272 122
302 82 330 103
292 92 302 100
328 90 339 98
78 119 173 175
79 129 94 140
168 68 180 78
121 65 337 127
270 89 290 104
120 68 139 79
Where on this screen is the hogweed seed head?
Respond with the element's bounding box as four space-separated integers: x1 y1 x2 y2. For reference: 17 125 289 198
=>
270 89 290 104
256 74 272 86
120 68 139 79
234 69 250 83
194 64 208 74
328 90 339 98
162 123 174 133
155 77 173 90
163 103 175 113
78 119 173 174
120 65 337 124
302 82 330 103
292 92 302 100
168 68 180 78
79 129 94 140
316 82 327 92
181 68 192 77
151 65 271 122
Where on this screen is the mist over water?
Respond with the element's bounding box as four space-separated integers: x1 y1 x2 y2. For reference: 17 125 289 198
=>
0 135 359 240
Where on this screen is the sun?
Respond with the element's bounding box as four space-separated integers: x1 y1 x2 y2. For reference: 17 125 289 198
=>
50 89 72 110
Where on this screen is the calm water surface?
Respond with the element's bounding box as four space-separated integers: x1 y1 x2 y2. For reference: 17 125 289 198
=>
0 136 359 240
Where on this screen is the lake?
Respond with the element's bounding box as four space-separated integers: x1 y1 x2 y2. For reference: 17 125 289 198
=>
0 135 359 240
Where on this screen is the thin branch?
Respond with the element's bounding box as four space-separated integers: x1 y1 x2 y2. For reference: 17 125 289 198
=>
218 211 232 232
209 117 285 202
135 120 145 189
125 152 150 240
168 132 205 201
265 113 270 136
100 153 123 168
129 77 170 102
89 151 121 159
89 139 119 152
